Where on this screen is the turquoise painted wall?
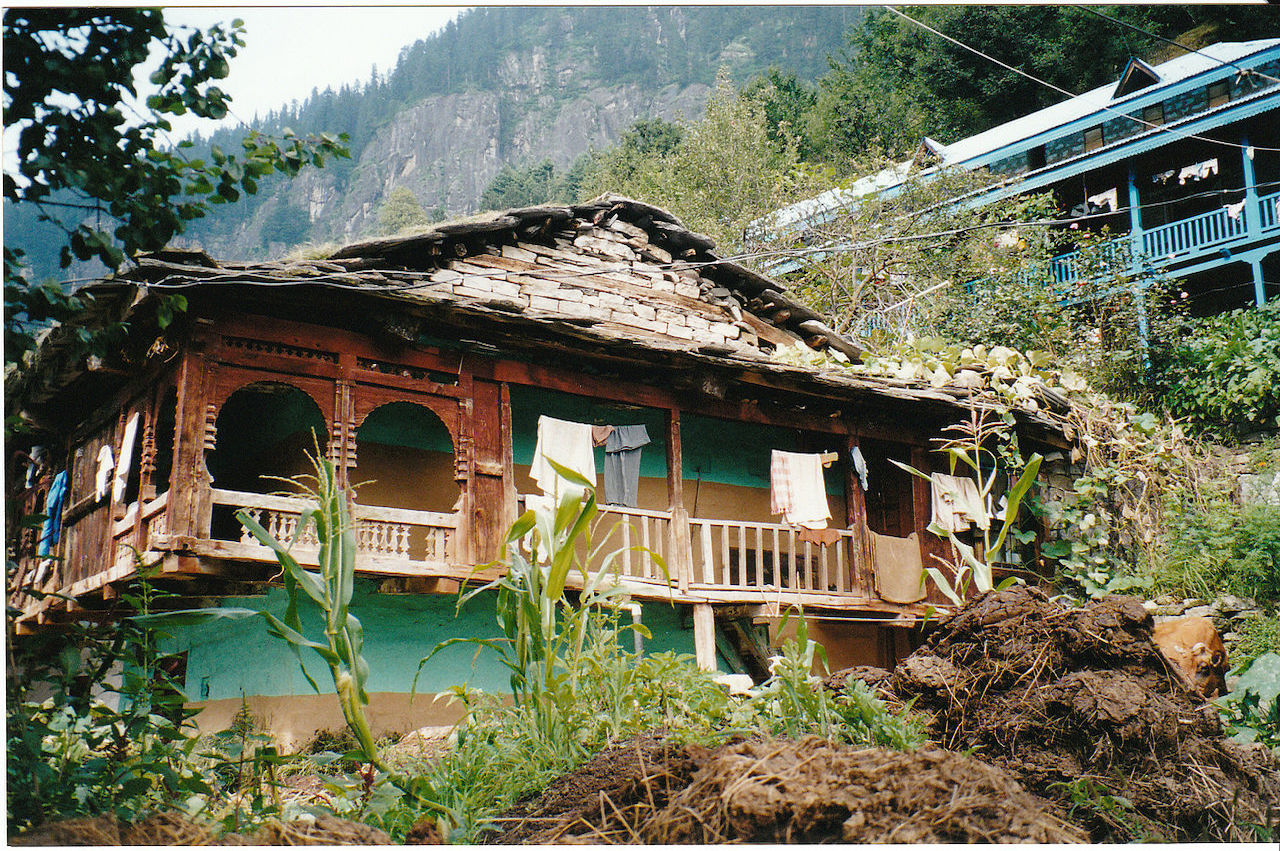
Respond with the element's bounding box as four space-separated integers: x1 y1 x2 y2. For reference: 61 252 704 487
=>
508 387 842 496
166 580 714 701
681 412 844 495
509 385 668 478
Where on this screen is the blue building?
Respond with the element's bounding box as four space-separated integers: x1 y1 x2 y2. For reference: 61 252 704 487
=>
760 39 1280 317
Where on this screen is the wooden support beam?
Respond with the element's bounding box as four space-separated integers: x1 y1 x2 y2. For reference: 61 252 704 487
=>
693 603 716 671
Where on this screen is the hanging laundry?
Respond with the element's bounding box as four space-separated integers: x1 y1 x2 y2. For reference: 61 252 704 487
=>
37 470 69 557
850 446 869 491
604 424 650 507
531 415 596 505
591 424 615 447
95 444 115 502
1225 199 1246 220
798 527 842 547
871 531 926 604
930 472 989 533
112 411 141 505
770 450 832 530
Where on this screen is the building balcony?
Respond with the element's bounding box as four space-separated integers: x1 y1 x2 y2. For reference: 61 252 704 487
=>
1013 188 1280 292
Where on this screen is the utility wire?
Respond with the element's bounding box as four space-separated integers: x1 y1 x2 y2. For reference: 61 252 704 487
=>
882 5 1280 154
1075 5 1280 87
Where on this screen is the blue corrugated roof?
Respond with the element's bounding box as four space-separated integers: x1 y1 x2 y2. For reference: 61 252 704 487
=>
941 39 1280 167
755 39 1280 243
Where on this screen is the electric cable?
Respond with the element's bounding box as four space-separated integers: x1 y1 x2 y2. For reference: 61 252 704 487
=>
1075 6 1280 87
882 6 1280 154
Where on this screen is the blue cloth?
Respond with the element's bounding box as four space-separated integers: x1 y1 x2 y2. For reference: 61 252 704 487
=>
850 446 869 491
37 470 68 556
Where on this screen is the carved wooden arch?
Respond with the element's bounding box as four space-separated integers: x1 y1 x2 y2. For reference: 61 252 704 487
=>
202 371 336 481
349 391 461 456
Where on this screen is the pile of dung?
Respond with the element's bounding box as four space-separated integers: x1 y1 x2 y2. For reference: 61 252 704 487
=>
10 811 391 846
872 584 1279 842
491 735 1084 844
490 731 700 844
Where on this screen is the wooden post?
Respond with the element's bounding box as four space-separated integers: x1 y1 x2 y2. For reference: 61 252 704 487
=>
845 435 873 599
693 603 716 671
666 407 692 592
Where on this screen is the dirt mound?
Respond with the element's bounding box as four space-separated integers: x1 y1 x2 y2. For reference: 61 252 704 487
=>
10 811 391 846
884 585 1280 842
493 736 1084 844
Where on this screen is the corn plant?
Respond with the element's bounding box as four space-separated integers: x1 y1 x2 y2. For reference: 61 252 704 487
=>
417 460 665 751
891 406 1042 606
136 451 447 820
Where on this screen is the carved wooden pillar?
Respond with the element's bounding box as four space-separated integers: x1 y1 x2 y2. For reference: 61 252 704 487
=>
139 402 158 502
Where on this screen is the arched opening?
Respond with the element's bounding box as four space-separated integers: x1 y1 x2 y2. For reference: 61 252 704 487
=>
353 401 457 513
208 382 328 494
207 382 328 541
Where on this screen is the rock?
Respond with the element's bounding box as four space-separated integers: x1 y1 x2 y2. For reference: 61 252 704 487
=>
1154 594 1178 606
1185 605 1213 619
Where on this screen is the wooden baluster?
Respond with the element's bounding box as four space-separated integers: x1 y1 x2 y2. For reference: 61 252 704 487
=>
817 539 828 591
735 524 746 587
836 533 846 593
754 527 764 587
241 509 260 545
621 518 633 577
640 516 652 579
788 529 797 591
771 527 780 588
719 524 730 586
699 522 713 585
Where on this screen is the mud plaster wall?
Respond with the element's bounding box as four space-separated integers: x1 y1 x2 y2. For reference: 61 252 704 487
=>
165 582 709 742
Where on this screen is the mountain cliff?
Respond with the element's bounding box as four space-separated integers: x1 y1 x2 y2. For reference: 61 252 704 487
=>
175 6 860 260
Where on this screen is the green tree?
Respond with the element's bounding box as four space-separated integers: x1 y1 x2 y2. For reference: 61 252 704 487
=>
259 202 311 249
581 72 824 253
813 6 1280 159
377 187 431 235
3 9 348 366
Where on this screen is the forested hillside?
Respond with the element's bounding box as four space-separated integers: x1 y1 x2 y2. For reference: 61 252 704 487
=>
166 6 860 264
7 4 1275 279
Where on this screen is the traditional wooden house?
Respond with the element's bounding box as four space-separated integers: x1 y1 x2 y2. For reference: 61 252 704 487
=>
7 195 1071 744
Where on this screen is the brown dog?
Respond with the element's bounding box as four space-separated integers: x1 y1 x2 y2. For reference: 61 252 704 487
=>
1152 615 1228 698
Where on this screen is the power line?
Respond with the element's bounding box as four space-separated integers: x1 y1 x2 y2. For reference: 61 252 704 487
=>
1075 6 1280 87
881 5 1280 155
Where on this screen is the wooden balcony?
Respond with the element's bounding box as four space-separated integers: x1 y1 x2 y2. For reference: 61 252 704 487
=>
199 488 459 576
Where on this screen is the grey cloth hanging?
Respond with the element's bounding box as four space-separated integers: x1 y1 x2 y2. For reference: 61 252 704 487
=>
604 425 650 507
851 446 869 491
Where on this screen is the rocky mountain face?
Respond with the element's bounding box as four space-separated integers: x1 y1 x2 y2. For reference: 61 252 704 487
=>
292 80 710 247
9 6 857 273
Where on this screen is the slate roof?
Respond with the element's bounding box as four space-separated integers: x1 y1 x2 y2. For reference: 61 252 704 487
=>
10 195 1072 438
124 194 861 361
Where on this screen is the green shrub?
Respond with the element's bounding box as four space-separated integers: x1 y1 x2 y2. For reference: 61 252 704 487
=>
1236 615 1280 669
1152 498 1280 602
1154 297 1280 437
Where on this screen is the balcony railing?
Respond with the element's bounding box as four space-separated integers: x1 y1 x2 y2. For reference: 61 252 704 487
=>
1003 189 1280 293
209 488 456 573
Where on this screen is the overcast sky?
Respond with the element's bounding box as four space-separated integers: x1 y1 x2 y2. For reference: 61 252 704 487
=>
159 5 468 138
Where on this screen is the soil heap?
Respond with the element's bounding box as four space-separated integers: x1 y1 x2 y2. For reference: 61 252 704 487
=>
876 584 1279 841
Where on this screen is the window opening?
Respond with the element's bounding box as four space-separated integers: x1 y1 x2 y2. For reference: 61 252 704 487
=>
1083 126 1105 153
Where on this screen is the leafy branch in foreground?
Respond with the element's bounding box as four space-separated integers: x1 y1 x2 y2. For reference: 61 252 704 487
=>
3 9 349 368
